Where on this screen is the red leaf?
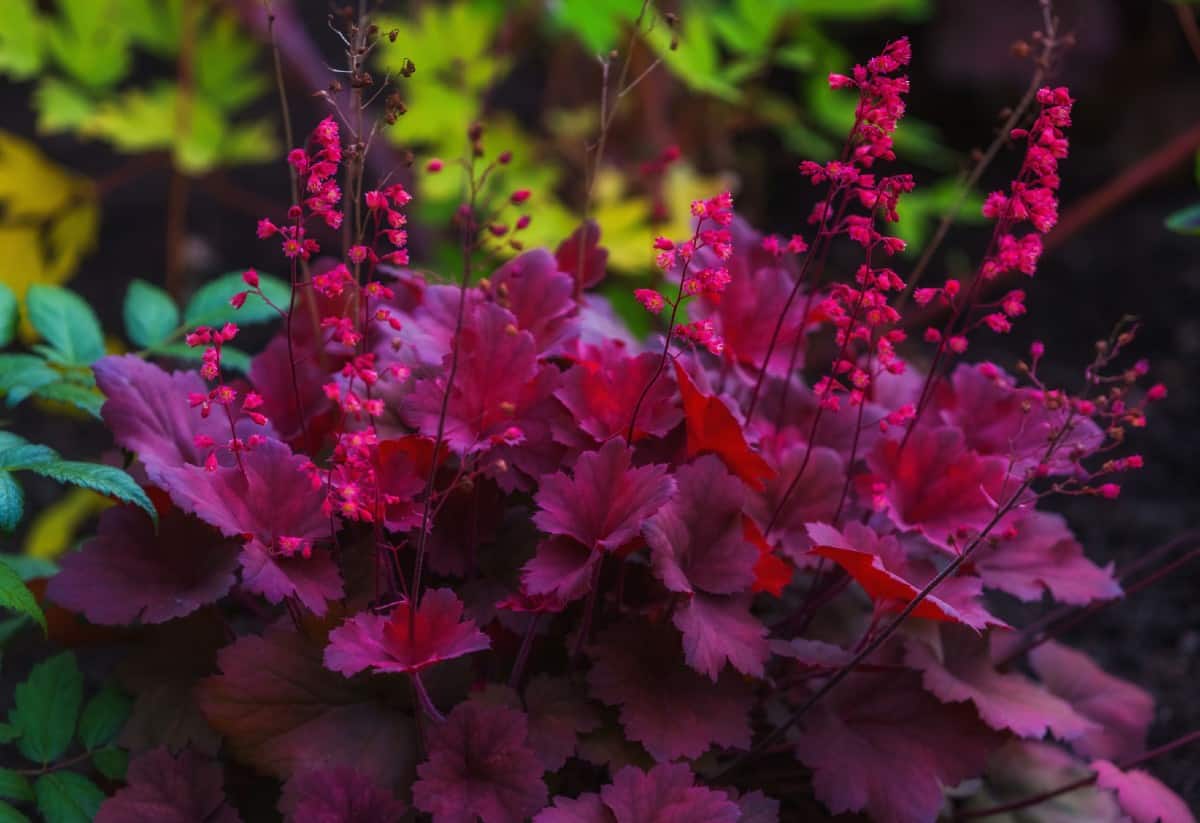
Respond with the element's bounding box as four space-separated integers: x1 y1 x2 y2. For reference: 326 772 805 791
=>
743 516 792 597
555 340 681 442
533 438 674 552
323 589 490 677
554 220 608 291
809 543 968 625
673 360 775 491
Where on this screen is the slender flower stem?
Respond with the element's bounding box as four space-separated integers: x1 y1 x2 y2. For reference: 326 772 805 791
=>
509 614 541 689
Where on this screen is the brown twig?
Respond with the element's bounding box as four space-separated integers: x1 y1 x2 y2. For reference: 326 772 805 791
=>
1174 2 1200 65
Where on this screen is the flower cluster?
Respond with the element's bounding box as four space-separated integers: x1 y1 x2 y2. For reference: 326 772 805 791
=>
49 37 1191 823
635 191 735 355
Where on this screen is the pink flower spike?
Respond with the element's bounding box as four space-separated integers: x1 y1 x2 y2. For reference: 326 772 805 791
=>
242 268 260 288
426 158 444 173
324 589 490 676
229 291 248 310
510 189 531 204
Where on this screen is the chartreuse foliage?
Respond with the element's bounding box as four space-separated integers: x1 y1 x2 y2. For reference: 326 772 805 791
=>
0 0 276 174
0 134 98 313
0 652 131 823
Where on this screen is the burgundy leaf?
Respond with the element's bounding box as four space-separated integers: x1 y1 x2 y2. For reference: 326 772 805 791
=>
278 767 407 823
672 594 768 681
975 510 1122 605
324 589 490 676
158 438 339 614
522 537 601 603
748 440 844 563
94 355 229 480
47 504 239 625
867 426 1010 552
487 249 577 353
95 747 241 823
412 701 548 823
644 455 757 596
1029 641 1154 760
555 220 608 290
600 763 740 823
792 671 999 823
476 677 601 772
534 438 675 551
1092 760 1196 823
731 790 781 823
376 436 438 532
196 623 418 791
404 302 540 453
587 622 752 761
535 794 611 823
554 340 681 442
938 362 1104 477
905 625 1096 740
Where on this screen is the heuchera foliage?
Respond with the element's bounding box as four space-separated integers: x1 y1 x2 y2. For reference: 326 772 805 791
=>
49 35 1192 823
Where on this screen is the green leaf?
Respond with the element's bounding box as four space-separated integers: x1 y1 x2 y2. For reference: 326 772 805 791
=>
33 772 102 823
0 0 43 80
24 285 105 366
1165 202 1200 236
0 723 18 743
0 283 16 348
91 748 128 781
195 13 269 113
10 652 82 764
0 355 60 400
0 801 30 823
0 562 45 631
123 279 179 348
0 444 58 471
0 473 21 532
77 688 130 751
43 0 132 90
25 461 155 524
0 556 58 581
32 79 97 134
0 770 33 804
0 617 29 647
183 270 289 326
29 383 104 419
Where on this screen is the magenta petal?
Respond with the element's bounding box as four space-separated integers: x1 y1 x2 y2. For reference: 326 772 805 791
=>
522 537 600 603
906 626 1096 740
278 768 407 823
324 589 490 676
793 671 999 823
95 747 241 823
673 594 768 681
534 439 675 552
412 702 548 823
645 455 756 595
1092 760 1196 823
587 622 752 762
600 763 740 823
1029 641 1154 761
47 505 239 625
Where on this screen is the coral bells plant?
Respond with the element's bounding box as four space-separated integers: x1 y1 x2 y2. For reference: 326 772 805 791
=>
38 32 1196 823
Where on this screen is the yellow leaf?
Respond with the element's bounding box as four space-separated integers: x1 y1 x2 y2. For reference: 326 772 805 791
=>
24 487 111 560
0 130 98 305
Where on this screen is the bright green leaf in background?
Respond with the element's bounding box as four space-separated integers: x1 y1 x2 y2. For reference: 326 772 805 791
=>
0 801 30 823
0 771 33 806
1165 202 1200 236
0 563 45 632
0 284 16 349
77 687 131 751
